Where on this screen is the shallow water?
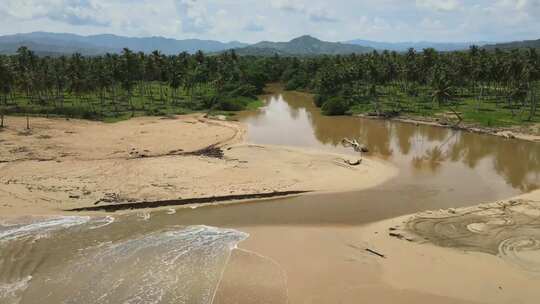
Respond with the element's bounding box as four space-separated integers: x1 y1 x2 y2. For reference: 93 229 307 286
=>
2 87 540 303
0 217 248 304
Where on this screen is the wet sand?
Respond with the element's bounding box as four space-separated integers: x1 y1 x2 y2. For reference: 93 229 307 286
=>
0 114 395 217
215 190 540 304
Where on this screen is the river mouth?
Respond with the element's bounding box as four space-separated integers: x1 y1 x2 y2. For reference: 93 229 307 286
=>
2 86 540 303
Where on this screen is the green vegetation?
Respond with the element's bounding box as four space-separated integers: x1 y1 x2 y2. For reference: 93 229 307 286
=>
279 47 540 127
484 39 540 51
321 97 349 116
0 45 539 129
0 47 269 126
233 35 373 57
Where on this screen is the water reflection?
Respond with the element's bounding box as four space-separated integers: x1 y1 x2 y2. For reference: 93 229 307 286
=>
237 89 540 196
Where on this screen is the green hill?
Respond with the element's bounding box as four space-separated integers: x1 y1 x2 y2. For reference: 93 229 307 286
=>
0 32 248 56
483 39 540 50
233 35 374 56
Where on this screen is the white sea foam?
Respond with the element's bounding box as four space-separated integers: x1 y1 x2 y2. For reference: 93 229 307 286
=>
138 212 151 221
88 216 116 230
0 276 32 304
20 225 249 304
0 216 90 242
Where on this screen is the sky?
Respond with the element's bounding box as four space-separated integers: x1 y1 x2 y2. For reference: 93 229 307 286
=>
0 0 539 43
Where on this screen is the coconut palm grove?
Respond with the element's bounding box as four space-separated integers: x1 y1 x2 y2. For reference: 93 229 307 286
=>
0 44 539 127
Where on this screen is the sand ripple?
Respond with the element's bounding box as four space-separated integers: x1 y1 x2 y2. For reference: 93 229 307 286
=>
405 200 540 273
499 236 540 272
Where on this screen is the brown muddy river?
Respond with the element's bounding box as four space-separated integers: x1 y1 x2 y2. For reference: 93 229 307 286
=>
232 88 540 224
1 87 540 303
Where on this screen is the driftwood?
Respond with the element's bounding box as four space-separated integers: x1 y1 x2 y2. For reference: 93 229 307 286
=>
342 138 369 153
344 159 362 166
365 248 386 258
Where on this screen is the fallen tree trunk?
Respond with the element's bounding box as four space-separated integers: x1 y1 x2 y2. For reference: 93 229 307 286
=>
342 138 369 153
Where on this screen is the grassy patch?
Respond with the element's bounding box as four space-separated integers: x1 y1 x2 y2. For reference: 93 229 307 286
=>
245 99 265 110
346 87 539 128
0 83 265 123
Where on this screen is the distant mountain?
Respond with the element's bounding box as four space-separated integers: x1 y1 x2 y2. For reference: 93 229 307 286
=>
233 35 374 56
4 32 533 57
0 32 248 56
483 39 540 50
346 39 488 52
0 40 112 56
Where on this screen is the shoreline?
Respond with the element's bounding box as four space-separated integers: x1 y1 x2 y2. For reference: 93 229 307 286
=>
231 189 540 304
357 113 540 143
263 83 540 143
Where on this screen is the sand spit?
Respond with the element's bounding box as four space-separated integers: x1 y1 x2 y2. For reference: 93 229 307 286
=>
0 115 396 217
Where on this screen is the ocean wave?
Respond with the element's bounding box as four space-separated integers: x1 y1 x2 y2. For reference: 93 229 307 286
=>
16 225 248 304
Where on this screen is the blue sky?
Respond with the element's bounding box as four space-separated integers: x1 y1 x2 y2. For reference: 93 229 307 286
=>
0 0 539 43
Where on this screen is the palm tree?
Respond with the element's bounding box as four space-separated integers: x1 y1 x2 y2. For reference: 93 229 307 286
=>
14 47 38 129
431 71 462 125
120 48 138 115
0 57 14 128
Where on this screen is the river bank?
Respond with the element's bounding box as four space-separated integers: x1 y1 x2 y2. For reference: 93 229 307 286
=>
273 83 540 143
0 114 396 217
357 113 540 143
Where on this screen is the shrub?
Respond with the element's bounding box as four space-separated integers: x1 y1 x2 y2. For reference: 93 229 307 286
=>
314 94 326 107
221 83 258 99
321 97 350 116
285 75 307 91
201 93 219 109
216 96 250 111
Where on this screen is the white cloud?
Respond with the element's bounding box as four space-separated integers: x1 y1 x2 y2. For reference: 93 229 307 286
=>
0 0 538 43
0 0 110 26
271 0 339 23
416 0 462 12
271 0 305 12
175 0 212 33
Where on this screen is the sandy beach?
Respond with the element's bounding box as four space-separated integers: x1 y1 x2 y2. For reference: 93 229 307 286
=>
0 115 396 217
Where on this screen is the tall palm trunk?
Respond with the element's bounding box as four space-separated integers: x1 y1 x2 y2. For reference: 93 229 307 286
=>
529 88 538 121
0 96 4 127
